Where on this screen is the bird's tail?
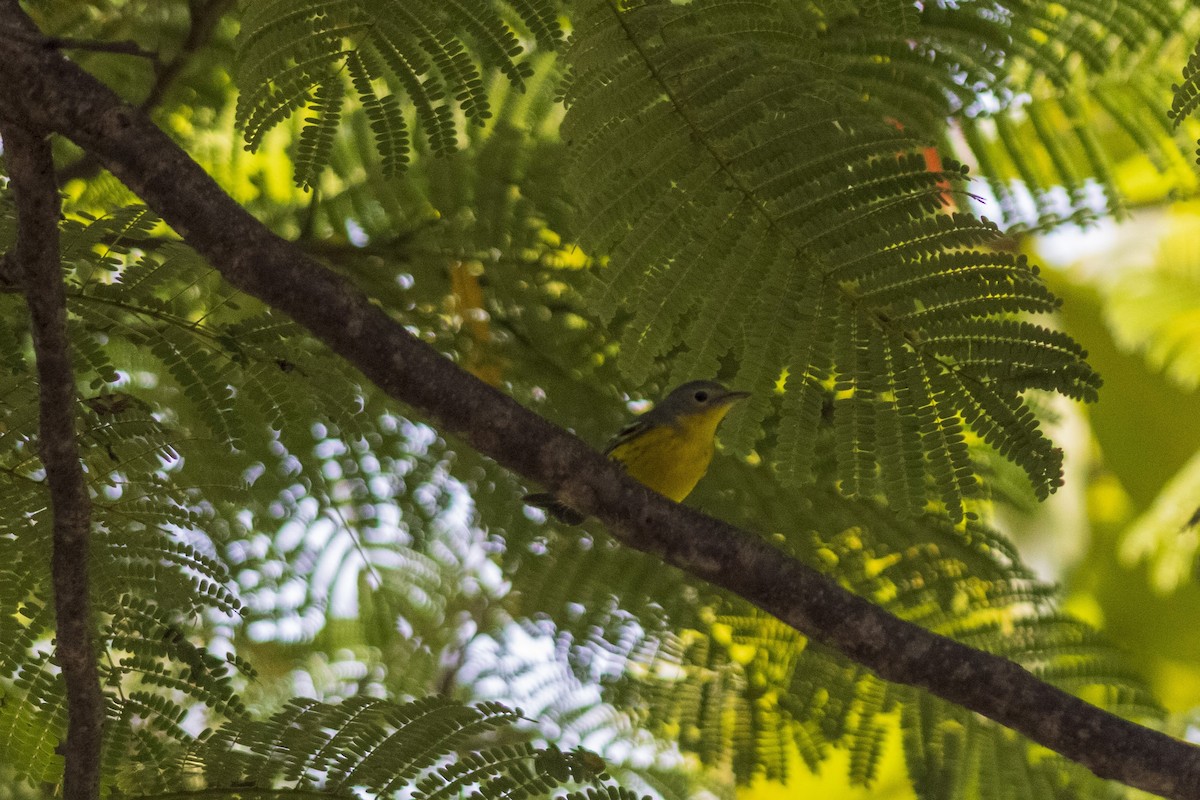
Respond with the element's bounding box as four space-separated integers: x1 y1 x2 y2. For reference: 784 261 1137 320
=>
522 493 586 525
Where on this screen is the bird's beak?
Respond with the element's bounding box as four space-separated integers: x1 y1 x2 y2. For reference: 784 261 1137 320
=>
722 390 751 403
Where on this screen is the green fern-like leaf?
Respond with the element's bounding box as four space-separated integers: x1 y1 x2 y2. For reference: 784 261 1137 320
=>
1171 37 1200 126
559 787 652 800
755 0 1198 227
169 696 614 796
937 3 1194 226
234 0 564 182
562 0 1100 519
505 433 1160 797
346 48 410 175
295 73 346 189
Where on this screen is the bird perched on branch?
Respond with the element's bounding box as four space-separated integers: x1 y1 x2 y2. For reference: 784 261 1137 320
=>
524 380 750 524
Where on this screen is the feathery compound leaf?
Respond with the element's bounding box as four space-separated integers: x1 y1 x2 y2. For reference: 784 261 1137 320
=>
915 1 1193 227
295 73 346 189
175 696 615 796
559 787 652 800
563 0 1101 519
529 470 1162 795
234 0 564 181
346 48 411 175
1171 37 1200 127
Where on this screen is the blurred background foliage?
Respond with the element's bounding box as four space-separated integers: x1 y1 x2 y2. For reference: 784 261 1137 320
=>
3 1 1200 799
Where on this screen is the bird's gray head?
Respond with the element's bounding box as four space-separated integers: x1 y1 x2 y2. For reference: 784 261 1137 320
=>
653 380 751 417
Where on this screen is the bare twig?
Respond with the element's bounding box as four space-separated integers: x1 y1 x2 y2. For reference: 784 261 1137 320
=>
140 0 235 112
5 27 159 60
0 121 102 799
2 3 1200 798
44 36 159 60
55 0 234 185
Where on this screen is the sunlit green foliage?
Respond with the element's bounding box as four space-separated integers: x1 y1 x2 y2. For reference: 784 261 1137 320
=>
234 0 564 184
4 0 1200 799
155 696 613 795
561 0 1105 521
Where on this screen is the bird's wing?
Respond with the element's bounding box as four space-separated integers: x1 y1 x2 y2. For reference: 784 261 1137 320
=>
602 418 650 457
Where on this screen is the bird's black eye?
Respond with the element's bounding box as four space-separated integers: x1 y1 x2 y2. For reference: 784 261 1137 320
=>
694 390 709 402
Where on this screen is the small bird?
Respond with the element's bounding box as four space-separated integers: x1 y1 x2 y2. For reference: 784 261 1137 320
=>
524 380 750 524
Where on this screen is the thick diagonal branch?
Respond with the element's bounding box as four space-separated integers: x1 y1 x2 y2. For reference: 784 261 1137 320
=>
0 5 1198 798
0 121 101 799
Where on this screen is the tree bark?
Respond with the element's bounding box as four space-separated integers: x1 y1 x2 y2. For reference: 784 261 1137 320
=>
0 120 102 799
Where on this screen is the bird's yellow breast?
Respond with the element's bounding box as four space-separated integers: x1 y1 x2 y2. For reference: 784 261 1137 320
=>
607 405 734 502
